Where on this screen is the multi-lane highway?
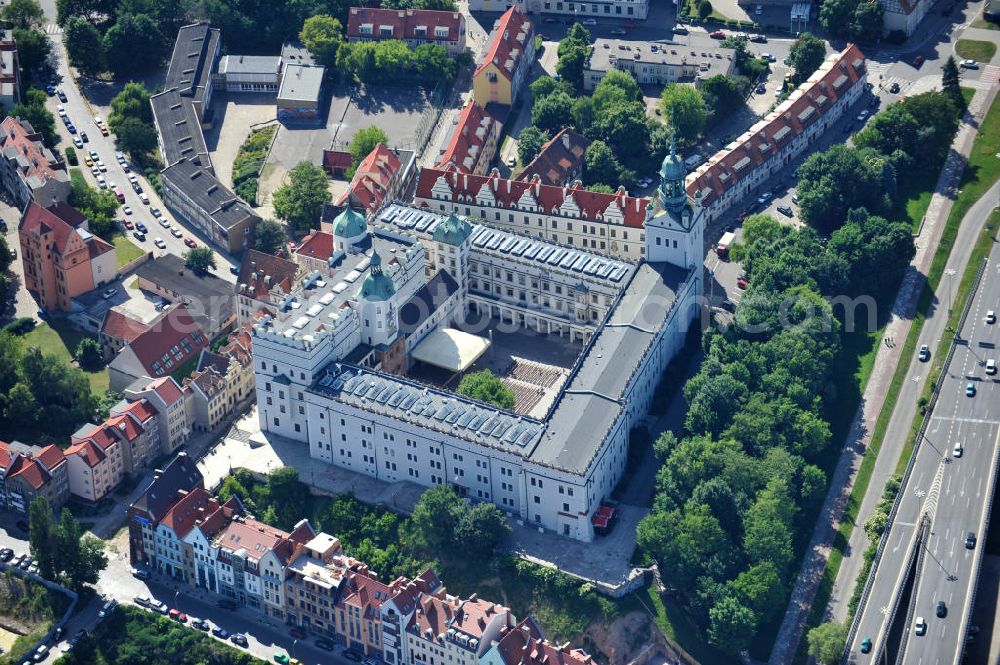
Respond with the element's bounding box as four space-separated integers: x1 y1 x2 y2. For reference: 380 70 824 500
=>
848 248 1000 664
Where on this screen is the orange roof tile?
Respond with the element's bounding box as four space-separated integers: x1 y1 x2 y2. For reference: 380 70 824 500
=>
476 7 532 81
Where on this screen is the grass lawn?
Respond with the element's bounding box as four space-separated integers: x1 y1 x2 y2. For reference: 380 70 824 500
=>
970 15 1000 29
21 321 109 394
112 233 144 268
893 167 938 233
170 354 200 382
955 38 998 62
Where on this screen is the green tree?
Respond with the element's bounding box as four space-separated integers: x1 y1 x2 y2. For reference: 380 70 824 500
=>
556 28 590 92
348 126 390 168
588 101 649 167
941 56 967 115
5 382 39 439
728 561 785 622
2 0 43 29
103 13 163 76
299 14 343 68
659 84 707 143
116 117 158 157
819 0 856 38
413 43 459 81
701 74 747 125
272 161 331 233
517 126 549 165
453 503 510 557
266 467 311 531
797 144 891 231
807 621 848 664
529 75 571 101
184 247 216 276
253 218 287 255
592 68 640 113
698 0 713 17
531 90 574 134
108 82 153 131
28 497 57 580
850 0 884 42
636 502 734 591
707 596 757 654
74 337 103 371
11 87 56 146
456 369 515 410
571 96 595 131
63 16 105 76
583 140 622 188
407 484 464 551
11 29 51 79
788 33 826 83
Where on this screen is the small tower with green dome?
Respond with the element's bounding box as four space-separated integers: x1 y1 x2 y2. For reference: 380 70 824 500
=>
428 212 473 291
332 207 368 253
357 250 399 347
643 128 705 270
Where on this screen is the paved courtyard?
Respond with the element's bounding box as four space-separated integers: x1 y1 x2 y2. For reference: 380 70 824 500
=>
204 93 278 191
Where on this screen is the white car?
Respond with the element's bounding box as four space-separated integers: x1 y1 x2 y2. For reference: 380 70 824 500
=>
90 166 100 176
988 358 997 375
987 310 996 324
96 160 107 172
158 217 171 228
94 117 104 127
96 176 107 189
56 105 66 117
856 110 869 122
153 237 166 249
914 617 927 636
116 151 125 162
171 227 183 238
133 595 151 607
961 59 979 69
73 136 83 148
128 174 138 184
953 444 963 458
582 18 597 25
139 192 149 204
122 204 132 215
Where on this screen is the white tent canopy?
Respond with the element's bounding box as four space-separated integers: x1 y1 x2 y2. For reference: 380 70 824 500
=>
410 328 491 373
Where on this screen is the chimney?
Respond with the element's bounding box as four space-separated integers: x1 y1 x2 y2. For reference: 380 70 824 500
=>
561 132 570 150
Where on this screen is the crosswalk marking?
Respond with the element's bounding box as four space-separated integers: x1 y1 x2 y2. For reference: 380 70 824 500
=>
44 24 62 35
982 64 1000 87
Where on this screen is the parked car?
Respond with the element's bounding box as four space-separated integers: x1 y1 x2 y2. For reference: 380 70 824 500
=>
153 237 166 249
709 30 724 39
32 644 49 662
0 548 13 562
737 276 749 290
889 82 901 93
315 638 335 651
966 532 977 549
139 192 149 204
987 358 997 375
961 59 979 69
73 136 83 148
750 34 767 43
168 609 187 622
133 595 151 607
66 123 77 134
184 237 197 248
135 222 148 233
987 310 996 324
229 633 248 647
192 619 210 631
56 105 66 117
101 288 116 300
912 53 924 67
98 599 117 619
581 18 597 25
672 25 688 34
212 627 230 639
776 205 793 217
171 228 183 238
79 131 88 143
57 89 67 102
755 83 766 94
343 650 363 662
122 204 132 215
130 566 148 579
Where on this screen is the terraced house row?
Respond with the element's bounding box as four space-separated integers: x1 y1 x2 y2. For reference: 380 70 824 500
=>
128 457 596 665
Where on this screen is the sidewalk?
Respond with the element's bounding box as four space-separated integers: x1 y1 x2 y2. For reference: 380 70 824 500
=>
767 82 999 665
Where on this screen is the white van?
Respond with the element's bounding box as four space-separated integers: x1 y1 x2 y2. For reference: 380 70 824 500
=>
987 358 996 375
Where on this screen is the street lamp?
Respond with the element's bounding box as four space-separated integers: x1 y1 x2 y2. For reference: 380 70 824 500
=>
292 639 298 659
174 590 180 610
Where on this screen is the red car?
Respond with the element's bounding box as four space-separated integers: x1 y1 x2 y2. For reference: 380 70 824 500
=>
184 237 196 248
737 277 749 290
99 126 109 136
123 219 133 230
168 609 187 622
709 30 725 39
912 54 924 67
622 20 636 28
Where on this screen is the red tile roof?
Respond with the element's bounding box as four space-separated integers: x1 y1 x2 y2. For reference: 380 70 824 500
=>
7 455 49 490
161 487 219 538
323 150 353 172
145 376 186 407
517 129 590 186
238 249 300 300
415 165 649 228
19 200 76 256
408 594 457 641
214 516 288 559
65 439 107 468
686 44 866 208
35 444 66 472
118 398 158 423
102 309 150 343
0 442 65 490
336 144 402 213
341 571 392 619
347 7 464 44
126 305 207 378
0 117 67 188
452 598 507 638
435 102 499 174
476 7 532 81
294 231 335 263
105 412 145 442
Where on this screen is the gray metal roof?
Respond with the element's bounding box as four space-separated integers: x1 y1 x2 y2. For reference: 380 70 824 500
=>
165 23 220 104
218 55 282 75
277 64 325 103
587 38 733 79
160 158 258 231
151 88 211 169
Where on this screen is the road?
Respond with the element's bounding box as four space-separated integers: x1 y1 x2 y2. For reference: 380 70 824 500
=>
43 40 239 281
848 241 1000 664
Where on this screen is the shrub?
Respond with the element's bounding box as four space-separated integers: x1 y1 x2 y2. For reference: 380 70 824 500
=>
698 0 713 17
3 317 36 335
65 146 77 166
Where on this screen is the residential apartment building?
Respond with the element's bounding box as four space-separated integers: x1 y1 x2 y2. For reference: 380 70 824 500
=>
18 201 114 312
435 102 502 176
472 8 534 107
346 7 467 55
685 44 867 223
335 145 416 217
0 116 68 209
236 250 301 323
108 304 209 391
469 0 649 20
282 532 354 629
155 487 228 582
415 166 650 261
583 39 734 91
516 129 589 186
0 441 68 515
127 452 204 566
0 31 20 112
135 253 236 338
122 376 194 453
185 323 256 431
65 424 127 503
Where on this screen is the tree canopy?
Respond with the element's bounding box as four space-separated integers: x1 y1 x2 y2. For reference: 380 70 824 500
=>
517 126 549 165
788 33 826 83
29 497 107 590
300 14 344 68
660 84 707 143
11 87 57 146
348 126 389 168
253 219 287 255
184 247 216 276
456 369 516 410
272 161 331 233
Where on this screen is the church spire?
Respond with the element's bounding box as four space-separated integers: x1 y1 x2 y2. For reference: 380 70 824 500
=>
657 126 688 214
